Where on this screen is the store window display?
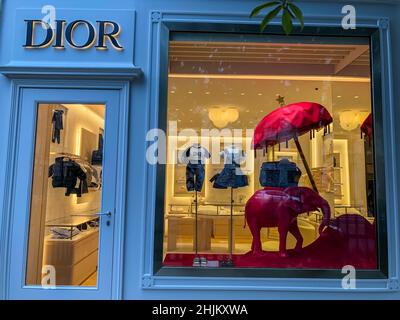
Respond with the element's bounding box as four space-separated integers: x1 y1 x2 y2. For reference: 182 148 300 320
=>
162 35 380 271
26 104 105 286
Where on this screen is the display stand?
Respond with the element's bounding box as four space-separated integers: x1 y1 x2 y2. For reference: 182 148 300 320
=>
192 176 200 267
226 187 235 267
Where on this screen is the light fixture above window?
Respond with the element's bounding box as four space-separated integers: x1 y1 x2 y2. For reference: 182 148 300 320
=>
208 107 239 128
339 110 370 131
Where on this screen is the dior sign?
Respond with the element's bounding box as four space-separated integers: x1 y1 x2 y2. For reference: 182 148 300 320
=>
24 19 124 50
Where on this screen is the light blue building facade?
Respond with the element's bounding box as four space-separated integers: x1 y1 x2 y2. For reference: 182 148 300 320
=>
0 0 400 299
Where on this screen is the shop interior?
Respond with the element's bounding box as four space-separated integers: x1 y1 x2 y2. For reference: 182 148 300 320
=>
163 39 376 268
26 103 105 286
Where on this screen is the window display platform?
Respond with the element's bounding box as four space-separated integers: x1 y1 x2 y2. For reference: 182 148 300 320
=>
163 214 376 269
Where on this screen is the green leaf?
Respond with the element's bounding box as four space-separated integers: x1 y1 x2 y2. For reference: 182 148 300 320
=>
288 3 304 29
250 1 281 17
260 5 282 32
282 8 293 35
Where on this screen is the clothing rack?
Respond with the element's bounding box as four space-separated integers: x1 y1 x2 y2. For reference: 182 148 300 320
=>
53 153 95 168
51 152 81 159
49 153 101 192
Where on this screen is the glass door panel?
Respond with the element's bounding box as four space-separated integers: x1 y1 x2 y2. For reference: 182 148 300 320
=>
26 103 105 287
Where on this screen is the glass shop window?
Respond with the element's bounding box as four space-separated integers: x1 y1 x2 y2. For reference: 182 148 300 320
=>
26 104 105 286
161 35 381 271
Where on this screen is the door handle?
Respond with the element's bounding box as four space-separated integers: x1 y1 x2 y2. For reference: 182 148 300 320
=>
95 211 112 217
71 212 112 218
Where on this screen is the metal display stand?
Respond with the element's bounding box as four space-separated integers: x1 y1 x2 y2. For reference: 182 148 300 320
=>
191 172 207 267
225 187 235 267
192 187 200 267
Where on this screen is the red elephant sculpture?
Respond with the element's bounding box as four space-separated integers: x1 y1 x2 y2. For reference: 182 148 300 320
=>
245 187 331 257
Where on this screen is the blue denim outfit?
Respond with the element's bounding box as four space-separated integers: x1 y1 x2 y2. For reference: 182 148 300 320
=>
48 157 88 197
186 163 205 192
52 110 64 144
182 144 210 192
210 162 248 189
259 159 301 188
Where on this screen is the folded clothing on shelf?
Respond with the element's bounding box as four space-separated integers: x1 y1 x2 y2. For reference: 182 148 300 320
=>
50 227 81 239
87 220 99 228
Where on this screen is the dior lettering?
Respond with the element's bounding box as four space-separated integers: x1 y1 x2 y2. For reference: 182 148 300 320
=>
24 19 123 50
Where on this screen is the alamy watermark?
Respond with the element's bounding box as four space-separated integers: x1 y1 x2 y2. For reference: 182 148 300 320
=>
342 5 357 30
341 265 356 289
41 5 56 30
41 265 56 289
146 121 255 173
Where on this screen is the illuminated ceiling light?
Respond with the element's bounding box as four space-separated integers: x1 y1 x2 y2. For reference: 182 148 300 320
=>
205 92 211 95
337 95 342 98
188 91 193 94
240 93 245 96
170 90 175 94
339 110 370 131
208 107 239 128
354 96 359 99
258 93 263 96
169 74 371 83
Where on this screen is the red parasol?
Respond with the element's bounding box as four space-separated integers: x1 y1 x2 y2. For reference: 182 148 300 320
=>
252 102 333 193
253 102 333 149
361 113 372 141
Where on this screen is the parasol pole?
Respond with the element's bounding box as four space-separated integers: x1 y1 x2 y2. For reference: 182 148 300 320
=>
293 135 318 193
